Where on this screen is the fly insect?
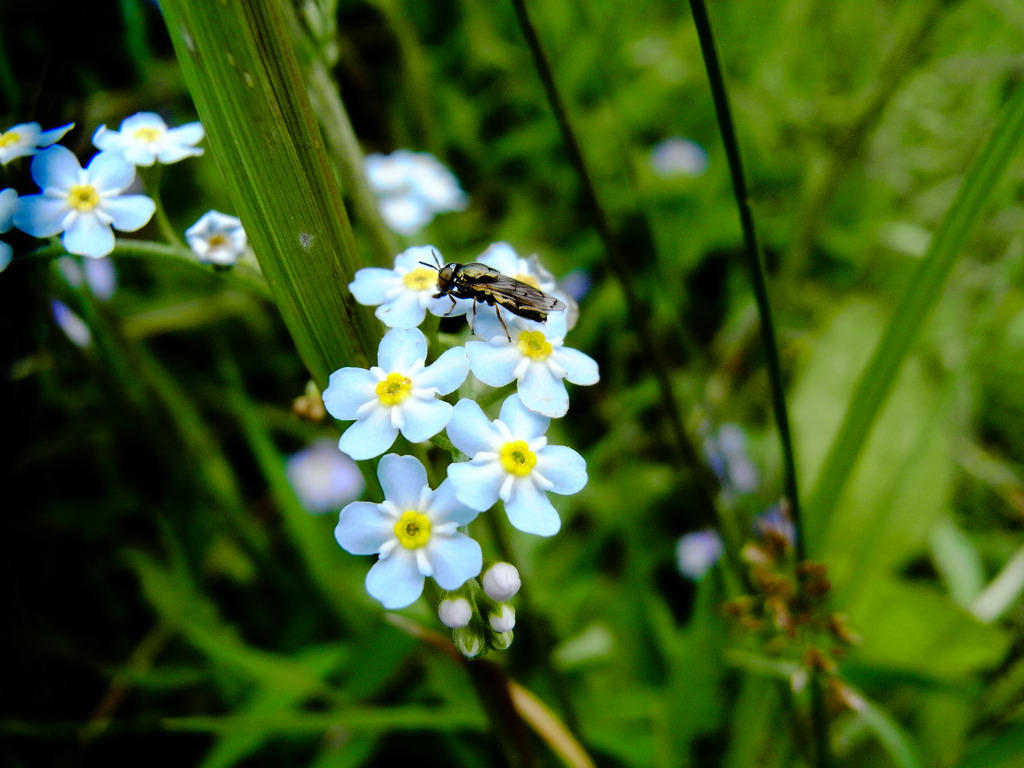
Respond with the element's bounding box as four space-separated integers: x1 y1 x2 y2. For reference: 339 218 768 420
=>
421 252 566 342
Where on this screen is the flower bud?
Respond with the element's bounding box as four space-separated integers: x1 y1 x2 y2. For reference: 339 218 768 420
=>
489 630 514 651
438 596 473 628
488 604 516 633
453 627 484 658
482 562 521 601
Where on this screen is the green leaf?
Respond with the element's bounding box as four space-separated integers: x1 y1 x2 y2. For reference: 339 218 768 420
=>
806 83 1024 528
159 0 380 386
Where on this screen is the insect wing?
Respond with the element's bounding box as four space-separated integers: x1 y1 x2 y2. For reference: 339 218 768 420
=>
460 264 566 315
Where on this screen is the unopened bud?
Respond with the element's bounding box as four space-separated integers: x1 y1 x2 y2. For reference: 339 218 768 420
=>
483 563 521 601
438 597 472 628
489 604 516 633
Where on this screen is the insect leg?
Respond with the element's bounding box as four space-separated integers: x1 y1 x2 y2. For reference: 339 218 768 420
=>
444 296 457 317
494 305 512 343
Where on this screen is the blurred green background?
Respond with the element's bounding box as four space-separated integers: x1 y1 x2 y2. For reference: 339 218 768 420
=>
3 0 1024 766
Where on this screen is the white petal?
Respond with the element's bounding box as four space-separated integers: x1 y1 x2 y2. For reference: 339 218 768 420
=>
554 347 600 386
517 363 569 419
63 214 115 258
337 408 399 460
399 398 453 444
429 534 483 590
377 453 428 509
447 460 504 512
446 399 501 457
504 481 561 536
426 478 479 526
335 501 393 554
14 194 68 238
466 340 519 387
416 346 468 395
365 555 424 609
104 195 155 232
376 328 427 372
375 290 428 329
536 445 587 495
30 145 80 190
349 267 402 305
498 394 550 440
87 150 137 192
322 367 377 420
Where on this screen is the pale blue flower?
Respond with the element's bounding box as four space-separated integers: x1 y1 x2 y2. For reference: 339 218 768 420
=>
335 453 482 609
323 327 468 460
185 210 247 266
649 137 709 178
675 529 723 580
466 311 599 418
50 299 92 348
446 394 587 536
0 121 74 165
0 188 16 272
286 438 365 514
349 245 471 329
14 147 155 258
703 423 758 494
364 150 467 235
93 112 204 166
57 255 118 301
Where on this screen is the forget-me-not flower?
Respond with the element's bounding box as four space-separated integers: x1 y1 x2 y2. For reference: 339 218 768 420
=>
466 310 599 418
285 438 365 514
676 529 724 581
364 150 467 235
323 327 469 460
0 121 74 165
703 423 758 494
0 188 16 272
185 210 247 266
51 299 92 348
446 394 587 536
57 255 118 301
14 146 155 258
476 242 579 331
93 112 204 166
649 137 709 178
335 453 482 609
349 245 471 329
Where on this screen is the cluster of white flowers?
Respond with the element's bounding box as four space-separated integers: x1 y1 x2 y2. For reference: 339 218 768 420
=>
364 150 467 236
325 242 597 656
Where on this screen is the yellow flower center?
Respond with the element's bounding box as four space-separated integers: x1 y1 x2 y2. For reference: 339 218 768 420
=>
394 510 431 549
376 372 413 405
0 131 20 148
514 273 540 289
133 126 164 143
403 267 438 291
208 234 227 248
517 330 552 361
500 440 537 476
67 184 100 212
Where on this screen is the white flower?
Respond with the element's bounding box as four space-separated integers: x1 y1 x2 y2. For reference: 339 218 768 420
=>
649 137 709 178
0 121 74 165
348 245 471 329
438 597 473 628
675 529 724 581
466 310 599 418
364 150 467 235
446 394 587 536
13 146 155 258
482 562 521 602
322 328 469 460
703 423 758 494
93 112 204 166
335 454 482 609
0 188 16 272
185 210 247 266
285 438 365 514
489 604 516 633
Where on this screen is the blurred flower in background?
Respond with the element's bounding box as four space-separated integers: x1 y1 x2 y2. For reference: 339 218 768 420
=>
285 438 365 514
0 121 74 165
675 528 724 580
0 188 16 271
364 150 467 235
58 255 118 301
93 112 204 166
185 210 247 266
50 299 92 349
703 422 758 494
649 137 709 178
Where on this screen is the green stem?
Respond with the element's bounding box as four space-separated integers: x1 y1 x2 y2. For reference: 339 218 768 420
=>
139 165 184 249
507 0 726 538
686 0 805 562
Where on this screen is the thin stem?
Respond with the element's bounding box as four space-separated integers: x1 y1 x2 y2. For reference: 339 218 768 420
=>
138 165 184 249
507 0 726 536
686 0 804 562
